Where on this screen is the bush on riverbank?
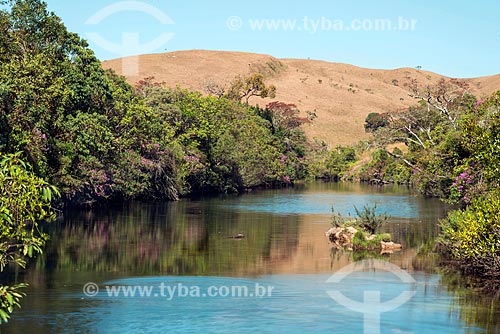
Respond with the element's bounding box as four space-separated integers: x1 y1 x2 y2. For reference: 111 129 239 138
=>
439 192 500 280
0 153 58 323
437 91 500 286
308 145 358 181
318 78 500 284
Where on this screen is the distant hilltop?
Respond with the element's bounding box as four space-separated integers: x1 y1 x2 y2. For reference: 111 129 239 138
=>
103 50 500 146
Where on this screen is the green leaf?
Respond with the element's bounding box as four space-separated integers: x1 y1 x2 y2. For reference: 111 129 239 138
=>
0 309 9 323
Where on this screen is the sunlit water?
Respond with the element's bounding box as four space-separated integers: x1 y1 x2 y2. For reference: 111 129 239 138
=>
2 182 498 333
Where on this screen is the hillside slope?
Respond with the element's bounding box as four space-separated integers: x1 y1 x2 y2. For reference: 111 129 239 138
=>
103 50 500 146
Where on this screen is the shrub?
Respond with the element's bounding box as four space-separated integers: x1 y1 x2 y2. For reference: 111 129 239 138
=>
439 192 500 277
318 146 357 181
330 207 347 228
354 204 389 234
0 153 59 323
352 231 386 250
379 233 392 242
364 112 390 133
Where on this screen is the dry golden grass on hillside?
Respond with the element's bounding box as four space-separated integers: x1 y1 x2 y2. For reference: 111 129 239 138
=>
103 50 500 146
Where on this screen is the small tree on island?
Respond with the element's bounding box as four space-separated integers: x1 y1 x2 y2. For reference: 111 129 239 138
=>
354 204 389 234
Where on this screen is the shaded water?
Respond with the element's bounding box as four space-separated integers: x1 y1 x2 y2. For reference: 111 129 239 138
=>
2 182 499 333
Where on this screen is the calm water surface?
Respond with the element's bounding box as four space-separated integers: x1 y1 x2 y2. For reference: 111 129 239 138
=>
2 182 499 333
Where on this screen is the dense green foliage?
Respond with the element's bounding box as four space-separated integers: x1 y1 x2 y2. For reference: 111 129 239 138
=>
0 153 58 323
355 79 500 282
137 80 302 194
309 145 357 181
357 148 411 185
0 0 180 203
458 91 500 202
436 92 500 281
0 0 312 205
439 193 500 278
0 0 315 322
352 231 390 251
364 112 389 133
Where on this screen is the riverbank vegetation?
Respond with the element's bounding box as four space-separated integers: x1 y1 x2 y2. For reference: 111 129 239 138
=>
326 81 500 287
306 77 500 289
370 89 500 288
0 153 59 323
0 0 313 206
1 0 499 323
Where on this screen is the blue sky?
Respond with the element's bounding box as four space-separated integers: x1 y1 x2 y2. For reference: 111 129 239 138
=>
36 0 500 77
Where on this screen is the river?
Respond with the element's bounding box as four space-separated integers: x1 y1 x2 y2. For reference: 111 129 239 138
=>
2 182 499 333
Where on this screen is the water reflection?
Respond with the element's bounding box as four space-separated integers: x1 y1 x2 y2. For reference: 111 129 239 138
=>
2 182 499 334
29 201 302 283
440 270 500 334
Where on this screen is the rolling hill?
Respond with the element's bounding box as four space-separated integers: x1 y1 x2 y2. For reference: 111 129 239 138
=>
102 50 500 146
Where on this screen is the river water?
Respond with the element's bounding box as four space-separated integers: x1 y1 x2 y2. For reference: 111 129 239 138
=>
2 182 499 333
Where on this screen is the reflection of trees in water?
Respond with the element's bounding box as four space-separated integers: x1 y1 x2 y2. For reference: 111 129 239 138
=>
27 201 301 282
388 202 500 334
439 271 500 334
329 238 499 333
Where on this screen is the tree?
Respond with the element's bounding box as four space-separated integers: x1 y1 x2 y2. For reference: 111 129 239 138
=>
324 146 357 181
459 91 500 193
371 79 474 172
226 73 276 104
203 79 225 98
438 92 500 285
374 106 444 149
406 78 470 130
0 1 182 203
0 152 59 323
364 112 389 133
264 101 310 133
364 79 479 196
0 0 311 205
